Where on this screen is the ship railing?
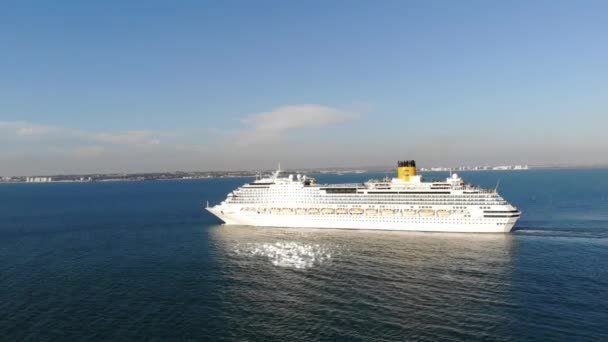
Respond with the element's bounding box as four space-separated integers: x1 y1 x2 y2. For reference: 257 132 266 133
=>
319 183 365 188
450 186 496 193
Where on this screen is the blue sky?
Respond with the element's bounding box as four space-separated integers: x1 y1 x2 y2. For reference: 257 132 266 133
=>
1 1 607 175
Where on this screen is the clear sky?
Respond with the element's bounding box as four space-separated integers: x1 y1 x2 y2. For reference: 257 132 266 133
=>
1 0 607 175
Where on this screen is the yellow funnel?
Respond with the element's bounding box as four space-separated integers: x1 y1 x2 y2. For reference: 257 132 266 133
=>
397 160 416 181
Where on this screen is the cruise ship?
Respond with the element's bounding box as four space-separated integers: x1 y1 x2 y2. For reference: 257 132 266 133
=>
206 160 521 233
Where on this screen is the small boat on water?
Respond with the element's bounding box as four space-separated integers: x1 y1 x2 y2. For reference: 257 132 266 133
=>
336 208 348 215
281 208 293 214
308 208 320 215
382 209 396 215
321 208 334 214
365 208 378 215
403 209 417 216
296 208 307 215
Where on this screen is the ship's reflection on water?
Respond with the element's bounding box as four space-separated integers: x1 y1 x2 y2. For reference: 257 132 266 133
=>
208 226 517 340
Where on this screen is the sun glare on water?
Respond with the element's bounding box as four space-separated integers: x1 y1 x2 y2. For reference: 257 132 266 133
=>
234 241 332 269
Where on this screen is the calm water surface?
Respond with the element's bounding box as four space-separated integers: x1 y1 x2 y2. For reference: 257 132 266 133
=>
1 170 607 341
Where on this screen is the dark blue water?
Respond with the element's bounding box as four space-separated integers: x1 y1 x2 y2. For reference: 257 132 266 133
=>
1 170 607 341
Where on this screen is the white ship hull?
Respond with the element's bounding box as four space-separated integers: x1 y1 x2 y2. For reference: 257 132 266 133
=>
206 160 521 234
207 207 517 233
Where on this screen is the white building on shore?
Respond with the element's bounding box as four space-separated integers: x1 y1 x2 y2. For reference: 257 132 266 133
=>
26 177 53 183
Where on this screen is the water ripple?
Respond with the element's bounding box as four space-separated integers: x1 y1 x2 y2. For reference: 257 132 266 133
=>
233 241 333 269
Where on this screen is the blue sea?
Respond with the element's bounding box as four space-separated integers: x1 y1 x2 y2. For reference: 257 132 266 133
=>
1 169 607 341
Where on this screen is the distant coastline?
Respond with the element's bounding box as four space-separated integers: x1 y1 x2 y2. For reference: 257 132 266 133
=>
3 164 608 184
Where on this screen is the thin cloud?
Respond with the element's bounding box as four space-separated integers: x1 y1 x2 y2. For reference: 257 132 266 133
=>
0 121 56 137
0 121 166 147
95 130 162 146
235 104 355 144
0 120 174 160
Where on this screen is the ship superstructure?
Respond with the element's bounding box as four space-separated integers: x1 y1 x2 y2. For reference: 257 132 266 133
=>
206 160 520 233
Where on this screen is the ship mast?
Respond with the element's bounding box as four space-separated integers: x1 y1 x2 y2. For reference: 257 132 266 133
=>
272 162 282 180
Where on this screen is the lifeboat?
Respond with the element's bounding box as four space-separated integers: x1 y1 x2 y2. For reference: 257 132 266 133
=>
419 209 435 216
403 209 417 216
321 208 335 215
437 210 452 216
382 209 396 215
308 208 320 215
350 208 364 215
270 208 281 214
281 208 293 214
296 208 307 215
258 208 267 214
336 208 348 215
365 208 378 215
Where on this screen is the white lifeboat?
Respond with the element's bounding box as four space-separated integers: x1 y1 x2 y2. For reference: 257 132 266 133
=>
419 209 435 216
403 209 417 216
382 209 396 215
437 210 452 216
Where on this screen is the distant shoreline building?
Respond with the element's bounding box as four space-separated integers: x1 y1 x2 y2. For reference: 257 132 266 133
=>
419 164 529 172
26 177 53 183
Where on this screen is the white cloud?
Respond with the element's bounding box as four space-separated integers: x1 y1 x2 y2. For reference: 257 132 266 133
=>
0 121 55 137
0 106 359 174
0 120 172 166
0 121 167 147
95 130 162 146
234 104 354 144
1 110 608 175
